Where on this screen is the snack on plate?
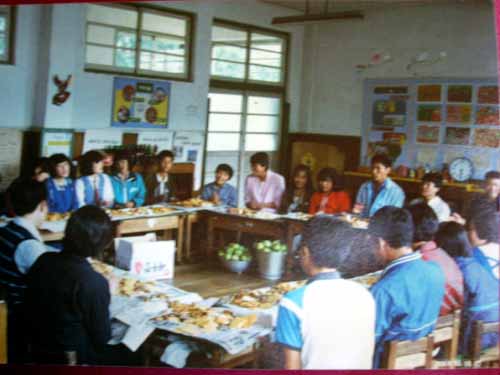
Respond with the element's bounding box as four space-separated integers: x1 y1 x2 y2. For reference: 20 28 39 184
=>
338 214 369 229
230 281 306 310
175 198 214 208
89 259 114 277
151 206 175 215
46 212 70 222
352 272 381 287
291 212 313 221
117 277 155 296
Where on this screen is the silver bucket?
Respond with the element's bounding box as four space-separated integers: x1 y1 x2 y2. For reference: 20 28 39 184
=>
256 251 287 280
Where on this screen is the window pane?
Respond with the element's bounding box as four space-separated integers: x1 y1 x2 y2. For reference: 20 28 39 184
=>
212 26 247 47
245 134 279 151
87 24 115 46
140 52 184 73
247 96 280 115
212 44 246 63
207 133 240 151
116 49 135 68
141 34 185 55
87 4 137 28
208 114 241 132
251 33 283 53
142 12 186 36
211 60 245 79
0 16 5 32
86 45 114 66
246 115 279 133
208 93 243 113
0 34 5 57
116 31 136 49
250 48 282 67
249 65 281 83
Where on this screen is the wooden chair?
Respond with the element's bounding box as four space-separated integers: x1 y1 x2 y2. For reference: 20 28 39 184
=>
381 335 434 369
467 320 500 368
432 310 461 368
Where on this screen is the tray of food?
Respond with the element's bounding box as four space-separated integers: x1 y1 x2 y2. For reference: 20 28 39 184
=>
336 213 370 229
170 198 215 209
228 208 281 221
45 212 71 222
107 205 178 220
351 271 382 288
283 212 313 221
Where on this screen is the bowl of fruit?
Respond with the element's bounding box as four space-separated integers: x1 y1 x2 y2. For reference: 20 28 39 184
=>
218 243 252 274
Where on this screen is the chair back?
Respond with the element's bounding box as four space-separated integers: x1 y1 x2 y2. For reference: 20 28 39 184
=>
381 335 434 369
433 310 461 367
470 320 500 367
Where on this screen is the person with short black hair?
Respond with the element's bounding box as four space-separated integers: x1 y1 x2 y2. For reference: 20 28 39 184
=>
368 206 445 367
410 173 451 222
466 201 499 280
353 154 405 218
484 170 500 209
30 157 51 183
407 203 463 316
245 152 285 213
279 164 314 214
275 217 375 369
436 222 499 355
26 205 113 365
75 150 114 208
0 179 57 363
45 153 78 213
309 167 351 215
110 152 146 208
145 150 177 204
201 164 237 207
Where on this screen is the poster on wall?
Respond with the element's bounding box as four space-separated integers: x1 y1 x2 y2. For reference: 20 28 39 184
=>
446 105 472 124
372 99 407 128
477 86 499 104
416 147 438 167
41 130 73 157
417 85 442 102
416 125 440 144
474 128 500 148
83 130 123 153
417 105 442 122
111 77 170 128
475 106 500 125
173 132 205 190
447 85 472 103
0 129 22 191
444 127 470 145
137 132 174 153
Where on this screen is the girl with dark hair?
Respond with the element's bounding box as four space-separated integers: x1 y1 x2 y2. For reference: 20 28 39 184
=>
309 168 351 215
45 153 77 213
436 222 499 355
110 153 146 208
26 205 113 365
75 151 114 208
279 164 313 214
31 157 51 183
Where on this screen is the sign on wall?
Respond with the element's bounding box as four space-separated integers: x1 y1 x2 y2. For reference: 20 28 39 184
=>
111 77 170 128
41 129 73 157
173 131 205 190
83 129 123 153
137 131 174 153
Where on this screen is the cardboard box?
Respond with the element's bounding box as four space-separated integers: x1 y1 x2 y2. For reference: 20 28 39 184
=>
115 233 176 280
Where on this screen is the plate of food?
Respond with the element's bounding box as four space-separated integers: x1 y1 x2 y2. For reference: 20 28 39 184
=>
351 271 382 288
46 212 71 222
337 213 369 229
284 212 313 221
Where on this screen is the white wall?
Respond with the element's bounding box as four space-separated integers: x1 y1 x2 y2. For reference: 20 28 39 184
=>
299 1 498 136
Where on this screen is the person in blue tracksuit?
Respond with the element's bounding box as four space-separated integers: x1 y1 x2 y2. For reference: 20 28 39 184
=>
45 154 78 214
436 221 499 355
110 153 146 208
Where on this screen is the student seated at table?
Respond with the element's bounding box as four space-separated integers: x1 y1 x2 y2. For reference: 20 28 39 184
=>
309 168 351 215
407 203 463 316
201 163 237 207
245 152 285 213
75 150 114 208
275 216 375 369
0 179 57 363
45 153 78 213
31 157 51 183
410 173 451 222
26 205 113 365
279 164 314 214
368 206 445 368
466 200 499 280
435 222 499 355
110 153 146 208
353 154 405 218
145 150 177 205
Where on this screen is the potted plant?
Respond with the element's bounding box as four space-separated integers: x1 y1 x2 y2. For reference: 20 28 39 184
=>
255 240 288 280
218 243 252 275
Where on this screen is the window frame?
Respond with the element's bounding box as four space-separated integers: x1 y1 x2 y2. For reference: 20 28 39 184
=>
210 18 290 92
0 6 16 65
84 3 195 82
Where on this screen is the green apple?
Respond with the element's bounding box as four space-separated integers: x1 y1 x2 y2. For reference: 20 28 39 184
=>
256 242 265 251
263 240 272 247
280 244 288 252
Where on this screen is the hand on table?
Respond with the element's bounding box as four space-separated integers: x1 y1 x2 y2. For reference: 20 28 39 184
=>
125 201 135 208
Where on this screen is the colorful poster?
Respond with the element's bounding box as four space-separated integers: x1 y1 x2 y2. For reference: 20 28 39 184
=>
417 105 442 122
474 128 500 148
477 86 499 104
446 105 472 123
112 77 170 128
417 85 441 102
447 85 472 103
416 125 440 144
383 132 406 145
372 99 406 128
444 127 470 145
475 106 500 125
416 147 438 166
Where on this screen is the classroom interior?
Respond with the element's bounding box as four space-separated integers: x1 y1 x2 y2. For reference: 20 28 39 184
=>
0 0 499 370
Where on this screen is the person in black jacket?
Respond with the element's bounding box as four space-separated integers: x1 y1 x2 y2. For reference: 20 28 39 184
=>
25 205 113 365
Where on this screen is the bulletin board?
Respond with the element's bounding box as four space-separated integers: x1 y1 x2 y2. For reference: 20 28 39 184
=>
0 129 23 191
361 78 500 179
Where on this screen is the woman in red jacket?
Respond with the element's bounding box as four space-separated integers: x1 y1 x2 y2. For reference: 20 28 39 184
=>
309 167 351 215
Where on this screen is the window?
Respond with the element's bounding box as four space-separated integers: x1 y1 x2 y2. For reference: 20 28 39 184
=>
211 20 288 86
0 6 15 64
85 4 193 80
204 91 282 205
